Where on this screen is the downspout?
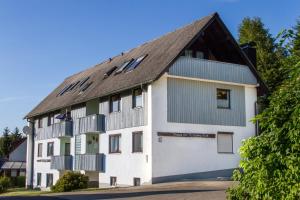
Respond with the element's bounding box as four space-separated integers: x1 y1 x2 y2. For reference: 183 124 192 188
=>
26 118 35 189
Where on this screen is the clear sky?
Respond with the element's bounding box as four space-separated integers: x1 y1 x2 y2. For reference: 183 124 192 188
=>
0 0 299 132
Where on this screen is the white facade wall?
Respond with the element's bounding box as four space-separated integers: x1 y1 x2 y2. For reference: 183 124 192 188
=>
151 74 257 179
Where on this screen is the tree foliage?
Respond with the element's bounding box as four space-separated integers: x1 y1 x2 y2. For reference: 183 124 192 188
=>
238 17 287 92
0 127 25 157
227 24 300 199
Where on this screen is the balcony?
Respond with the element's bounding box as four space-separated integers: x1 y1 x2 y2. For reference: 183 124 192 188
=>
50 155 73 170
36 121 73 140
74 154 105 172
53 121 73 138
74 114 105 135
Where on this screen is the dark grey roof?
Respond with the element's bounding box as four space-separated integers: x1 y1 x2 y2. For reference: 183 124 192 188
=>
1 161 26 170
25 13 266 119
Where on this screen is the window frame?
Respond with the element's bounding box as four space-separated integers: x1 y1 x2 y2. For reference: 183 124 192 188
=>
109 94 121 113
64 142 71 156
109 134 121 154
132 131 143 153
37 143 43 157
132 88 143 109
110 176 117 186
217 132 234 154
38 118 43 128
133 177 141 186
37 173 42 186
47 114 54 127
46 173 53 187
47 142 54 157
216 88 231 109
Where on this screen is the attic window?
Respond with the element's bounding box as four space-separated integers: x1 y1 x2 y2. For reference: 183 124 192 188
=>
80 82 93 92
79 77 90 87
104 66 118 78
126 55 147 72
115 59 133 74
57 76 91 97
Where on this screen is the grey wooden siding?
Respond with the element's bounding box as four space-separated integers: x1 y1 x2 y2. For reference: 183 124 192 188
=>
75 135 81 154
74 153 105 172
99 90 147 131
50 155 72 170
74 114 105 135
167 78 246 126
35 121 72 140
169 57 257 85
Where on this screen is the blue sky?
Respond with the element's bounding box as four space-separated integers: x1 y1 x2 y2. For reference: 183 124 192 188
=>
0 0 299 132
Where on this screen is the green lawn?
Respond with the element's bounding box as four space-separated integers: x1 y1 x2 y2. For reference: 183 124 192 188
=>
0 188 51 196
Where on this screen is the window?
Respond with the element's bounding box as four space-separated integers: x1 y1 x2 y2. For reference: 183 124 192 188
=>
47 114 53 126
126 55 147 72
38 118 43 128
132 132 143 153
64 143 70 156
132 88 143 108
217 89 230 109
109 134 121 153
47 142 54 156
110 176 117 186
133 178 141 186
110 94 121 112
196 51 204 59
115 60 133 74
37 143 43 157
37 173 42 186
11 170 17 177
185 50 193 57
104 66 118 78
217 132 233 153
46 173 53 187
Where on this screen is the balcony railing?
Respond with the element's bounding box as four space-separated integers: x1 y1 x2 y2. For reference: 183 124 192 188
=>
36 121 73 140
50 155 73 170
74 154 105 172
74 114 105 135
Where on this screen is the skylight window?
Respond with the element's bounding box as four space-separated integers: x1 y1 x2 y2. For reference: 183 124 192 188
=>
115 59 133 74
57 76 91 97
104 66 118 78
125 55 147 72
80 82 93 92
79 77 90 87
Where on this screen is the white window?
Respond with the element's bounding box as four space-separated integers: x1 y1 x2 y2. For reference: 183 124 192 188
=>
109 134 121 153
217 132 233 153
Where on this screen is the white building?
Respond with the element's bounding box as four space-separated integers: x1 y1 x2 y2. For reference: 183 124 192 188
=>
25 13 267 189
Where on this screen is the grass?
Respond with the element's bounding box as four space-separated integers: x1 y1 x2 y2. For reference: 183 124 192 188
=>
0 188 51 197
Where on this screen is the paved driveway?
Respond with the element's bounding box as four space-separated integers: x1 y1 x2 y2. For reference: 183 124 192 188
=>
2 181 235 200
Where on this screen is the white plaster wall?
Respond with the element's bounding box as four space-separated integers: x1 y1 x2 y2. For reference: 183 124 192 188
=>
151 74 257 178
9 140 27 161
33 138 61 189
99 125 151 186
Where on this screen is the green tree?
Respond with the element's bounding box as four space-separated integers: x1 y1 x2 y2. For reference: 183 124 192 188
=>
0 128 11 157
238 17 286 92
292 19 300 56
227 55 300 199
11 127 22 142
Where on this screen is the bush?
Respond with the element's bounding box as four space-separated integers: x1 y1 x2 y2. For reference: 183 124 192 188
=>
11 176 26 187
51 171 89 192
0 176 11 193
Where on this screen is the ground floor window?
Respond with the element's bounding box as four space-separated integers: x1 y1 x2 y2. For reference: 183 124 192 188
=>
37 173 42 186
132 132 143 153
110 176 117 186
217 132 233 153
133 177 141 186
109 134 121 153
46 173 53 187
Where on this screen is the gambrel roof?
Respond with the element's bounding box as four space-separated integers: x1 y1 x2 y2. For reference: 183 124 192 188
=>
26 13 266 119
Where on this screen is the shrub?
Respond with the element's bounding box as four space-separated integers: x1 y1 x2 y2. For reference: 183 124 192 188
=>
51 171 89 192
15 176 26 187
0 176 11 193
